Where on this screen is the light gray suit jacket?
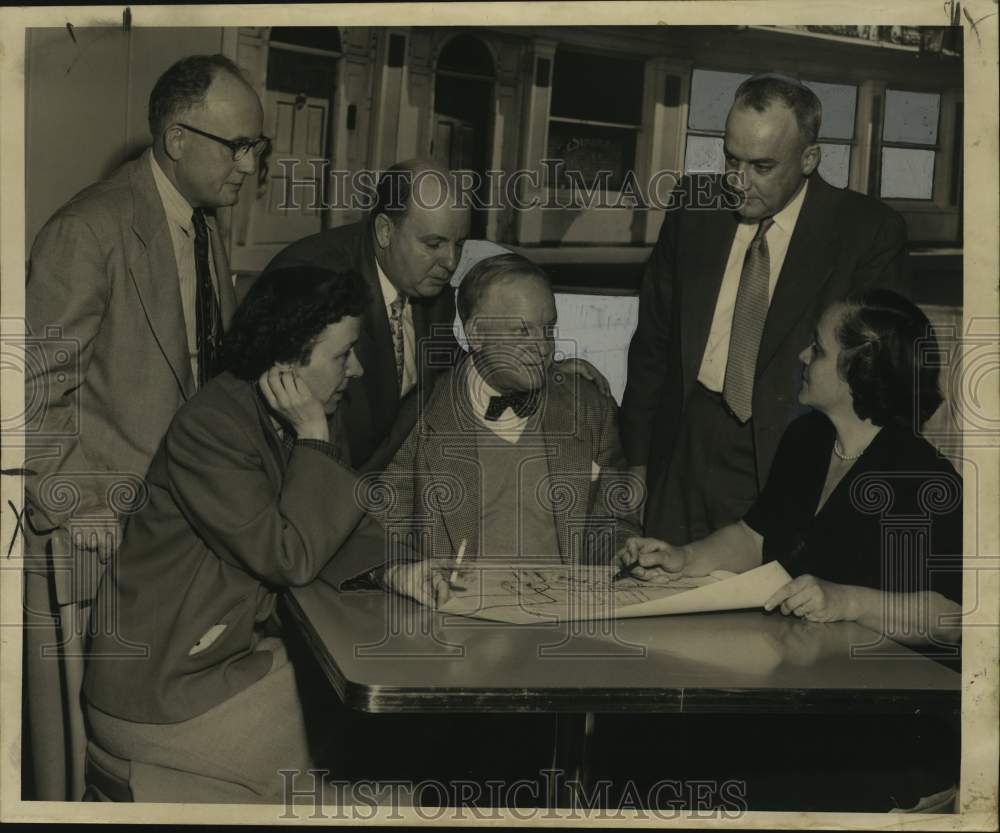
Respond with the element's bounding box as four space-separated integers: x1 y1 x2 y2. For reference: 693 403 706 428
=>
24 152 237 600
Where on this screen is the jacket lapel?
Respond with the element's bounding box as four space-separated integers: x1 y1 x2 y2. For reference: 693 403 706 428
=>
756 176 838 375
421 362 483 557
125 158 195 399
356 229 400 413
206 214 237 328
539 374 589 561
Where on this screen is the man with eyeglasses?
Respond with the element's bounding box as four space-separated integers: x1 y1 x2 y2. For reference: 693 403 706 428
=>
23 53 264 800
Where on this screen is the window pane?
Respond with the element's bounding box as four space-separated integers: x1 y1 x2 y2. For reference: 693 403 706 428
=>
551 50 644 125
688 69 749 132
546 122 637 191
684 134 725 174
804 80 857 140
818 143 851 188
883 89 940 144
880 147 936 199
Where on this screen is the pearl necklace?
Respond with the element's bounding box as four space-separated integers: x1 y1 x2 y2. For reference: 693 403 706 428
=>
833 439 864 461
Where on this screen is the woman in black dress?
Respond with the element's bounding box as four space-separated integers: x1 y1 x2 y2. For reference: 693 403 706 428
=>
620 288 962 647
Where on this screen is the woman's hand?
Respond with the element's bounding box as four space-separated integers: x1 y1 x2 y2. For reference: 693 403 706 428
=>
258 367 329 442
764 574 859 623
615 536 689 579
385 560 452 608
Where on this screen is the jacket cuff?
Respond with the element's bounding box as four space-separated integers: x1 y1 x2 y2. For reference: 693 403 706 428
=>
294 437 342 462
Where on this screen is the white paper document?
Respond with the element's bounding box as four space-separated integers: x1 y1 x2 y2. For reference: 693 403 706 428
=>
437 561 793 624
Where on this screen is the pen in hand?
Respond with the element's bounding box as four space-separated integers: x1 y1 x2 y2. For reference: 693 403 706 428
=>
448 538 467 589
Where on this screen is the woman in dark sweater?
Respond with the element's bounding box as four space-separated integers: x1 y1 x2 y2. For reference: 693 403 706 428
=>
620 288 962 648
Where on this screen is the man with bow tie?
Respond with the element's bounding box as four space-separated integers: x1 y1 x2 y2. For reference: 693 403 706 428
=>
321 253 642 604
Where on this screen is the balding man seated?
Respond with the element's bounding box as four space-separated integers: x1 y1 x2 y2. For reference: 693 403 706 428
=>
322 253 642 604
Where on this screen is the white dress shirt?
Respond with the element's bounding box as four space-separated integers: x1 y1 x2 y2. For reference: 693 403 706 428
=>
148 149 219 383
697 179 809 391
375 261 416 398
467 360 533 445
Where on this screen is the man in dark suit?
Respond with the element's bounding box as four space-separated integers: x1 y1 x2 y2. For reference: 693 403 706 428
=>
263 160 469 473
621 73 905 545
23 54 265 800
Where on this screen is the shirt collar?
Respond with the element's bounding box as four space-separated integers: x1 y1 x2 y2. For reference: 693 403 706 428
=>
467 356 502 421
769 177 809 236
148 148 196 235
375 257 405 309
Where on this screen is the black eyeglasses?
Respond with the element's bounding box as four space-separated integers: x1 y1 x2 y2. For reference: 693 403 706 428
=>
175 123 271 162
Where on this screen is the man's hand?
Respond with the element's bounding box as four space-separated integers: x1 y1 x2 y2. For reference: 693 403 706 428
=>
385 560 452 608
614 536 688 579
559 357 612 399
764 574 859 623
258 367 329 441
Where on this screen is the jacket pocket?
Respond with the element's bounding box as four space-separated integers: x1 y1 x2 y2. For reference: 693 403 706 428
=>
187 595 249 656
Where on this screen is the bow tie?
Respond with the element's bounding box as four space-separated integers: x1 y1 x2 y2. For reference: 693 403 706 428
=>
485 390 541 421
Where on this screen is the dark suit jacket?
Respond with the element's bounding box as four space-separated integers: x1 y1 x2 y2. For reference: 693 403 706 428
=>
621 174 906 507
323 356 642 585
83 372 371 723
263 221 459 473
24 152 237 601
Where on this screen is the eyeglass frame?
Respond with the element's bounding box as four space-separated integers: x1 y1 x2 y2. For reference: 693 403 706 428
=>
174 122 271 162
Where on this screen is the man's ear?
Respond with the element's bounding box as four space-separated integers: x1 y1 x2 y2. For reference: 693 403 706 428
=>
373 213 393 249
801 143 821 177
162 126 186 162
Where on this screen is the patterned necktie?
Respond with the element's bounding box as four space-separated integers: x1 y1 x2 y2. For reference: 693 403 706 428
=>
722 217 775 423
192 209 224 388
388 292 406 390
485 390 541 421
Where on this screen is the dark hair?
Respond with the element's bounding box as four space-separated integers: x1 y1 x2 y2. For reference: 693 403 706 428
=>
836 289 944 429
222 266 369 381
148 54 246 138
734 74 822 145
456 253 551 322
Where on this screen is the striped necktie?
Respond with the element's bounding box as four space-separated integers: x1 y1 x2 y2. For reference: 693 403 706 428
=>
389 292 406 390
192 209 224 388
722 217 774 423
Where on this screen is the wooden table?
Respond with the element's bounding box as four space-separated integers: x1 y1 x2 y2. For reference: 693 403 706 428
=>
285 582 960 807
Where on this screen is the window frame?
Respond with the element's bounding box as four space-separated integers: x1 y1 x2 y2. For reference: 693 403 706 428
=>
544 46 645 197
876 85 944 203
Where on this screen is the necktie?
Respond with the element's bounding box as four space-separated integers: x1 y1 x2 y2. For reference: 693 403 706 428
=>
388 292 406 390
192 209 224 388
722 217 774 423
485 390 541 421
